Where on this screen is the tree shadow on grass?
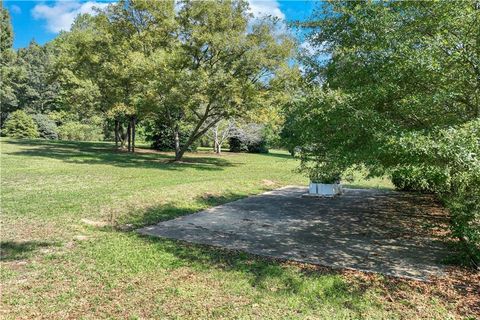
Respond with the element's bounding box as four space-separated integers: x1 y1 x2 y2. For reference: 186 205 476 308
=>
96 192 374 312
0 241 59 261
136 235 373 311
3 139 235 171
113 192 249 229
255 151 294 160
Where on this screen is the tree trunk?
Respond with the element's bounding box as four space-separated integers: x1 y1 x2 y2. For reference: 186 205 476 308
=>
119 123 126 148
114 120 119 148
174 126 182 161
176 117 221 161
127 121 131 152
131 116 136 153
213 125 221 154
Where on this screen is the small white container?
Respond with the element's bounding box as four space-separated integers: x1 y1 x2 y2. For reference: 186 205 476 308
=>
309 182 342 197
309 182 317 194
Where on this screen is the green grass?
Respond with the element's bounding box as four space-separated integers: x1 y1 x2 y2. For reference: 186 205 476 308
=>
0 138 461 319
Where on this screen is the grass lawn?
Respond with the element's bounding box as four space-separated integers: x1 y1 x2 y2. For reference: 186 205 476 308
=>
0 138 475 319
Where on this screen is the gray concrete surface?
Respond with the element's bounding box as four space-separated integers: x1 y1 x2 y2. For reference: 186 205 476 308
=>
138 187 450 280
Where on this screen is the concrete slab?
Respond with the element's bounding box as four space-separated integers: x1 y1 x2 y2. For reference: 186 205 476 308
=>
138 187 450 281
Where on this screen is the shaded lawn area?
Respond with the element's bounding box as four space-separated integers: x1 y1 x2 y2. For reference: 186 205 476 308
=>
0 138 477 319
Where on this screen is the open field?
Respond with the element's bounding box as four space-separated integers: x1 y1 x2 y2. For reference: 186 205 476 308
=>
0 138 478 319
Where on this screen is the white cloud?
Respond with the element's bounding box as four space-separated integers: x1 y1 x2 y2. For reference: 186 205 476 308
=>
10 5 22 14
248 0 285 20
300 40 316 55
32 1 109 33
31 0 285 33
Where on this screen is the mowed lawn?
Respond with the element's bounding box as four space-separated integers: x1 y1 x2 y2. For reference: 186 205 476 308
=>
0 138 470 319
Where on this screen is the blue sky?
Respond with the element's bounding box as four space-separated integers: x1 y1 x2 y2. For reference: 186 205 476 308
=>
5 0 316 49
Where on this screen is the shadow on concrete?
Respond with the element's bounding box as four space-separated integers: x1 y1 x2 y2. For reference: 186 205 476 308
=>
138 187 452 280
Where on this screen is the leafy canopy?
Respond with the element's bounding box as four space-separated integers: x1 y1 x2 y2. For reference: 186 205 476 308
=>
287 1 480 262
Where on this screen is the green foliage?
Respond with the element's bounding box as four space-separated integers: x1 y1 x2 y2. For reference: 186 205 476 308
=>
229 123 269 154
16 41 60 114
0 2 12 53
1 11 60 127
144 119 196 152
228 137 268 154
0 4 20 122
53 0 294 158
307 166 341 184
291 1 480 263
388 119 480 264
142 0 294 159
246 140 269 154
229 136 248 153
391 166 450 193
2 110 38 138
32 114 58 140
58 121 103 141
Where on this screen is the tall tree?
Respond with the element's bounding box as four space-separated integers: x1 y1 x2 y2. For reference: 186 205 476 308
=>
0 3 20 124
288 1 480 262
147 0 295 160
16 40 60 113
293 0 479 171
55 0 176 151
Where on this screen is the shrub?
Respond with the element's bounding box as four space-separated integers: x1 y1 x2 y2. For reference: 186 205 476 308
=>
58 121 103 141
229 123 269 154
144 121 197 152
32 114 58 140
247 140 269 154
228 136 248 152
389 120 480 266
2 110 38 138
391 166 451 193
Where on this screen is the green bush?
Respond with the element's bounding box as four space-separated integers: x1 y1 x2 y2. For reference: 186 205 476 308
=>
229 124 269 154
389 120 480 265
247 140 269 154
228 136 248 152
391 166 451 193
32 114 58 140
144 121 197 152
58 121 103 141
2 110 38 138
229 136 269 153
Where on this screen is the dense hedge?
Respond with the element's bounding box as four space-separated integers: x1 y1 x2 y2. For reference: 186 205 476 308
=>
228 136 268 154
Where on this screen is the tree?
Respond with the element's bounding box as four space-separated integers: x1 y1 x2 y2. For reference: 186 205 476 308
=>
3 110 38 138
31 113 58 139
229 122 269 153
55 0 176 152
290 1 480 263
0 3 21 124
207 119 235 154
147 0 295 160
16 41 60 114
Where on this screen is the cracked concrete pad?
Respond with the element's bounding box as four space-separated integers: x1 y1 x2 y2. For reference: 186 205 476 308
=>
138 187 450 281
